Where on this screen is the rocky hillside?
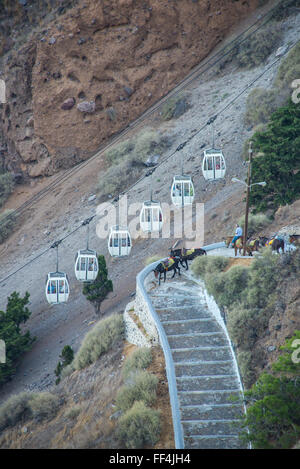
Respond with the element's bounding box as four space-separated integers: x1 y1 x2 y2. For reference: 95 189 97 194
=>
0 0 260 180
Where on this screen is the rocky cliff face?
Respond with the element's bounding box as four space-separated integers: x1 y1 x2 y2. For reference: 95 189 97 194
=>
0 0 259 179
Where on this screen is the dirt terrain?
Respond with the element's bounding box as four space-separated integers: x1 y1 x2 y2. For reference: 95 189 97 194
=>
1 0 260 178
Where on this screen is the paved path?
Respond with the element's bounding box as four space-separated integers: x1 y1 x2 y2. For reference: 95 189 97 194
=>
149 274 246 449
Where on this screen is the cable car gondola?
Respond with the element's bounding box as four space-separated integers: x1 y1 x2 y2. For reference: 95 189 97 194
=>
140 200 163 233
202 117 226 181
45 241 69 304
108 225 132 257
171 175 194 207
202 148 226 180
45 272 70 304
75 217 99 282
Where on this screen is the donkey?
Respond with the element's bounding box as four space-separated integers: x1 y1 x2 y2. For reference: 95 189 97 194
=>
289 234 300 246
259 236 284 253
170 247 207 270
153 257 181 285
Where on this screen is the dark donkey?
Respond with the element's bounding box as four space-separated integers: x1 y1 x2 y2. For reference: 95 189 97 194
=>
259 236 284 253
153 257 181 285
170 247 207 270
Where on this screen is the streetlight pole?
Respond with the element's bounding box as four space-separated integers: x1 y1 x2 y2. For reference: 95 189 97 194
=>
243 141 252 256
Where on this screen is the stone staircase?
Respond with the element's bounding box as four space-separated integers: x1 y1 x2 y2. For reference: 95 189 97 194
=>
148 275 246 449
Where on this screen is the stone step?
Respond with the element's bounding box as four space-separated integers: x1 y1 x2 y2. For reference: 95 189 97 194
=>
176 375 239 392
180 404 244 421
184 435 245 449
173 346 232 362
151 297 202 308
178 390 242 406
182 419 242 437
163 319 221 335
175 360 235 376
169 332 228 349
156 308 211 322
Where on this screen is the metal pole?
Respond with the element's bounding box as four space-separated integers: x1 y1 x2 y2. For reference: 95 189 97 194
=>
86 223 90 250
56 245 59 272
243 141 252 256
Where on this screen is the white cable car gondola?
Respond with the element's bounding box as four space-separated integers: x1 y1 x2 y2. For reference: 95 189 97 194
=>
75 249 98 282
74 217 99 282
45 272 70 305
140 200 163 232
108 225 132 257
202 118 226 181
171 175 195 207
202 148 226 180
45 241 69 304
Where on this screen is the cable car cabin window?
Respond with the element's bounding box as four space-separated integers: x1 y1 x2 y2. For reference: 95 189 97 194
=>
113 237 118 247
59 280 65 294
127 235 131 247
80 258 86 271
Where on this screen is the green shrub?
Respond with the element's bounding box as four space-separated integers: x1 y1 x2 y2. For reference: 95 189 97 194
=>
191 256 229 278
235 24 282 69
0 292 35 386
206 265 249 308
0 209 16 244
0 172 14 208
249 99 300 212
116 370 158 412
227 305 259 350
244 88 288 128
117 401 161 449
105 139 134 166
0 391 60 431
275 42 300 90
122 348 153 380
237 350 256 390
145 255 164 266
55 345 74 385
160 94 190 121
65 405 82 420
238 213 271 237
73 314 124 370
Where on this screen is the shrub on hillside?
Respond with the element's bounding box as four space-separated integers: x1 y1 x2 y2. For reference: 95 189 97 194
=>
244 88 288 128
0 391 60 431
160 94 190 121
237 213 271 237
73 314 124 370
117 401 161 449
0 172 14 208
122 348 153 380
0 209 16 244
116 370 158 412
235 24 282 69
191 256 229 278
275 42 300 91
249 99 300 212
144 255 164 266
205 265 249 308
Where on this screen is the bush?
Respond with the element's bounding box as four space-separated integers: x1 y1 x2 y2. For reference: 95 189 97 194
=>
0 209 16 244
235 24 282 69
238 213 271 237
117 401 161 449
73 314 124 370
244 88 288 128
0 391 60 431
116 370 158 412
0 172 14 208
0 292 35 386
160 94 190 121
237 350 256 390
227 305 259 350
191 256 229 278
144 255 164 266
122 348 153 380
206 265 249 308
275 42 300 91
249 99 300 212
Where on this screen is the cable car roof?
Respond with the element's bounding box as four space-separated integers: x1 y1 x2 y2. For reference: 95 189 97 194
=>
109 225 130 233
142 200 161 207
204 148 224 155
173 175 193 182
77 249 97 256
48 272 68 278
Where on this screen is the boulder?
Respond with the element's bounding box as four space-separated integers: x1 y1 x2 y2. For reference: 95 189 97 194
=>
61 97 76 110
77 101 96 113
